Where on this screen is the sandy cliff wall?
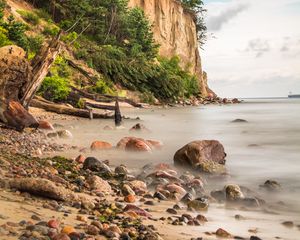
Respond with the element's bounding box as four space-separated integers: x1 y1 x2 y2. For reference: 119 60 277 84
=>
128 0 211 97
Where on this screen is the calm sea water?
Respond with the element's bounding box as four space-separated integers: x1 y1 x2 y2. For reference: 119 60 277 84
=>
57 98 300 211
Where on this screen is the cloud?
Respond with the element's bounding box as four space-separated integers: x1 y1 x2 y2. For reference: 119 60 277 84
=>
245 39 271 58
206 3 248 31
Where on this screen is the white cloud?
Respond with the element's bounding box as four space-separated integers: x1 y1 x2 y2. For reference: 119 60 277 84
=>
202 0 300 97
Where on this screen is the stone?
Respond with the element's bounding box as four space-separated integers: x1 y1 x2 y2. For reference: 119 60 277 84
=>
164 184 186 196
231 119 247 123
146 140 163 149
225 184 244 201
75 155 85 164
47 132 58 138
6 178 81 201
180 193 193 204
52 233 71 240
174 140 226 169
38 120 54 130
211 190 225 202
124 194 136 203
86 175 112 194
216 228 232 238
128 180 147 194
61 226 76 235
57 130 73 139
250 236 262 240
153 191 167 200
83 157 113 176
122 184 136 196
187 198 209 211
90 141 113 151
282 221 294 228
115 165 128 176
125 138 152 152
86 225 99 235
123 204 151 217
260 180 281 192
196 214 208 222
129 123 150 132
166 208 177 214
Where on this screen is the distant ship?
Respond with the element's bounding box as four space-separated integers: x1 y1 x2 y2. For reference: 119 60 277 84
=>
288 92 300 98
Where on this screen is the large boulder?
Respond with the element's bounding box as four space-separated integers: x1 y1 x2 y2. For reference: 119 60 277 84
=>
83 157 113 176
125 138 152 152
90 141 112 151
174 140 226 169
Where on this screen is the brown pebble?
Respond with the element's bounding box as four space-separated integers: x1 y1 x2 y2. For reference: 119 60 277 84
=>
216 228 232 238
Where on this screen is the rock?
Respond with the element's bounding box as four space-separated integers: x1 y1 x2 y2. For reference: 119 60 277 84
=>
146 140 163 149
187 198 209 211
86 175 112 194
86 225 99 235
57 130 73 139
47 132 58 138
76 215 88 223
38 120 54 130
260 180 281 192
164 184 186 196
197 160 226 174
225 184 244 201
211 190 226 202
48 219 60 229
129 123 150 132
75 155 85 164
123 204 151 217
115 165 128 176
232 98 240 103
216 228 232 238
153 191 167 200
125 138 152 152
6 178 82 202
282 221 294 228
196 214 208 222
128 180 147 195
241 198 260 207
250 236 262 240
83 157 113 176
124 194 136 203
52 233 71 240
61 226 76 235
166 208 177 214
180 193 193 204
103 125 114 130
122 184 136 196
90 141 112 151
174 140 226 169
231 119 247 123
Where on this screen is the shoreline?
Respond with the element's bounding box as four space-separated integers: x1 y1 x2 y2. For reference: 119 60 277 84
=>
0 103 300 240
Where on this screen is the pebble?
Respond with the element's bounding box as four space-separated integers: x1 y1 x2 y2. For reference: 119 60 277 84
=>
166 208 178 214
216 228 232 238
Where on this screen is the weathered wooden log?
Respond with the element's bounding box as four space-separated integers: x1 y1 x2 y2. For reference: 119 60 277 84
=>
84 101 116 111
30 99 113 119
71 86 143 108
21 31 62 108
66 59 98 83
115 100 122 126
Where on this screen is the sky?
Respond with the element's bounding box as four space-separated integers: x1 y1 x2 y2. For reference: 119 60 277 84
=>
201 0 300 98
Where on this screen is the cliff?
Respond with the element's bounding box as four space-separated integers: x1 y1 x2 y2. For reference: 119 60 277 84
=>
128 0 212 97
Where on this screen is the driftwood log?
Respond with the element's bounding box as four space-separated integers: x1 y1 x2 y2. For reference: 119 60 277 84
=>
71 86 143 108
30 99 113 119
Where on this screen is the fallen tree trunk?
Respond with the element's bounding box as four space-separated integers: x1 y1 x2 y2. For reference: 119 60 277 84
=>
84 101 116 111
30 99 113 119
71 86 143 108
21 31 62 108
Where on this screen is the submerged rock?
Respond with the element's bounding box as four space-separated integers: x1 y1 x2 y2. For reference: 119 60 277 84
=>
260 180 281 192
125 138 152 152
216 228 232 238
231 119 248 123
187 198 209 211
90 141 112 151
38 120 54 130
174 140 226 171
57 130 73 139
129 123 150 132
225 184 244 201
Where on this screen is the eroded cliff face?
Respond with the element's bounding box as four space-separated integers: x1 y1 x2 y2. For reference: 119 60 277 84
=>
128 0 211 97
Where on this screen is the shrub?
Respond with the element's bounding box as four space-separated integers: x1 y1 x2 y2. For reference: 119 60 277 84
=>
0 26 12 47
0 0 5 19
39 75 71 102
51 55 71 78
27 34 44 53
17 10 40 25
42 24 60 36
91 79 115 95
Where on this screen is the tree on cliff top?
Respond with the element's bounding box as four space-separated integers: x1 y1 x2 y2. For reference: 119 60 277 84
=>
181 0 207 46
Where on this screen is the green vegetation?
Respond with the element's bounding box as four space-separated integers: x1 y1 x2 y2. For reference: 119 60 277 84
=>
16 10 40 25
39 56 71 102
39 75 71 102
1 0 208 102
